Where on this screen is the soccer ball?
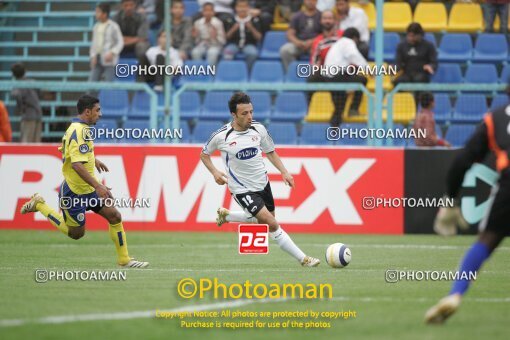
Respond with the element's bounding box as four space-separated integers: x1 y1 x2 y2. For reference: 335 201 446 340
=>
325 243 351 268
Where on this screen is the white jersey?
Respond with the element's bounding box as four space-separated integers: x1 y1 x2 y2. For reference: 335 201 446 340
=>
202 121 275 194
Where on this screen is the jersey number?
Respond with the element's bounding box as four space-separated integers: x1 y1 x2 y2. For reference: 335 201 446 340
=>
242 195 254 206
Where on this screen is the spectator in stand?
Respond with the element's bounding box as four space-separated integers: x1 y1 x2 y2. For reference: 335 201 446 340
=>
393 23 437 86
89 3 124 82
310 10 343 66
170 0 193 60
142 31 183 91
114 0 150 65
309 27 367 127
10 63 43 143
279 0 322 71
197 0 235 25
0 100 12 143
483 0 509 34
191 2 226 65
249 0 276 33
317 0 335 11
413 92 450 147
223 0 263 70
277 0 304 23
138 0 157 25
334 0 369 58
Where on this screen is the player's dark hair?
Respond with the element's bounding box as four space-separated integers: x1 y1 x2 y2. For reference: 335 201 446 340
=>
343 27 360 40
202 2 215 10
419 92 434 109
407 22 424 36
97 2 110 17
11 63 26 79
229 92 251 114
77 95 99 114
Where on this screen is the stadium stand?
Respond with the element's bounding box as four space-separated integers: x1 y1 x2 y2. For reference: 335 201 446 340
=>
452 94 488 123
383 2 413 32
266 122 298 145
413 2 447 32
1 0 507 147
437 33 473 63
472 34 508 63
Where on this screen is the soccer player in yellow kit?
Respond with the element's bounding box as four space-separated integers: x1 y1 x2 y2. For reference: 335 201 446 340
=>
20 95 148 268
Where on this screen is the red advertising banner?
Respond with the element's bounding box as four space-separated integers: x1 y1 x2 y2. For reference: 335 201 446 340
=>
0 144 404 234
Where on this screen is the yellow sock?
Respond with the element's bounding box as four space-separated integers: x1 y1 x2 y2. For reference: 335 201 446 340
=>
35 202 69 235
109 222 130 265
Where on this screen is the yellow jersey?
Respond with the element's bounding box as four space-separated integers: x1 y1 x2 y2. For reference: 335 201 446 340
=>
59 118 97 194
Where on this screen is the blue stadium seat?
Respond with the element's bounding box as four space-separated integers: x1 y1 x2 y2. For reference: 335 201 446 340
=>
183 1 200 17
178 60 213 84
160 122 191 143
215 60 248 82
201 91 232 120
425 33 437 47
453 94 488 123
431 64 463 84
500 64 510 83
192 120 227 143
300 123 334 145
116 58 137 82
473 33 508 63
250 61 284 82
98 90 129 118
95 119 118 143
433 93 453 122
272 92 308 122
285 61 307 83
338 124 367 146
266 122 298 144
491 94 508 110
438 34 473 62
129 91 150 119
179 91 201 120
445 124 477 147
122 119 151 143
260 31 287 59
369 32 400 61
246 91 272 121
464 63 498 84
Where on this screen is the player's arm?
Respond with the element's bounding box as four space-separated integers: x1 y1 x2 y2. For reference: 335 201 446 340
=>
200 152 228 185
446 121 490 199
265 151 294 188
71 162 113 199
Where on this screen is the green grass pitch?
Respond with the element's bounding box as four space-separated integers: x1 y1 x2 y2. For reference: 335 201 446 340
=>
0 230 508 340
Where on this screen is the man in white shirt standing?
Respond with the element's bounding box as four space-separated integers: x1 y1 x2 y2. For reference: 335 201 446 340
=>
89 3 124 82
335 0 369 58
309 27 367 126
200 92 321 267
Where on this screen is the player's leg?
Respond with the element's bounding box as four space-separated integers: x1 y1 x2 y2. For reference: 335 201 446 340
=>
254 207 319 267
216 197 258 226
20 193 70 236
426 182 509 324
95 205 148 268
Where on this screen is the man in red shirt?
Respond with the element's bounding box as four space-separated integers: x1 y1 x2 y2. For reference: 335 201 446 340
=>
310 10 343 66
413 92 450 147
0 100 12 143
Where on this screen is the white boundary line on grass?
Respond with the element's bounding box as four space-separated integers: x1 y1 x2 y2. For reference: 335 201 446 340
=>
0 298 287 328
1 296 509 328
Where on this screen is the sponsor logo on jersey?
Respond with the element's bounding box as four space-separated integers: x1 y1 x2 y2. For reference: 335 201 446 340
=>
229 141 237 147
236 147 258 160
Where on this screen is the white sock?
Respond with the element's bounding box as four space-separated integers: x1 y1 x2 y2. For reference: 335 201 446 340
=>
226 211 257 223
269 226 306 262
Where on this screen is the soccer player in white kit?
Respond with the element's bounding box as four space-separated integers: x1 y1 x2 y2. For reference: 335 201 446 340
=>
200 92 320 267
